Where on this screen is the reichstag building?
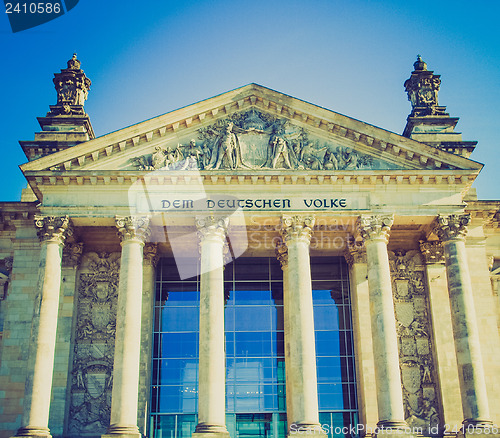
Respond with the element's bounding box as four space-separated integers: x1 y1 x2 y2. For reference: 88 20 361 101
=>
0 55 499 438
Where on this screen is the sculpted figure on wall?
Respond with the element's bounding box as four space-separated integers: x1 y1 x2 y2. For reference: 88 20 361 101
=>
68 252 120 435
389 250 441 434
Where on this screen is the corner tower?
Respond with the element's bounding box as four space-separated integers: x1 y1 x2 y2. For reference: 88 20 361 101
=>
403 56 476 158
19 54 95 162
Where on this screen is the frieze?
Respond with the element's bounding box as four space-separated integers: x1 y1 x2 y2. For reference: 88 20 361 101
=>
68 252 120 435
389 249 441 433
130 109 402 171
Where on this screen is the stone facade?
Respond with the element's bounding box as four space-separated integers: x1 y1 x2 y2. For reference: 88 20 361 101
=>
0 55 499 438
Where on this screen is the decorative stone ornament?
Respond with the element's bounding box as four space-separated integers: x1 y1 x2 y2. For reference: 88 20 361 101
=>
115 216 151 243
130 109 400 172
143 243 159 267
279 215 315 243
51 54 91 115
355 214 394 244
433 214 470 242
34 215 72 244
419 241 445 264
275 238 288 269
195 215 229 242
404 55 445 117
62 242 84 267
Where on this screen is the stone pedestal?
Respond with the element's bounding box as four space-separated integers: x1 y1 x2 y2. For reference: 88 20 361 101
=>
192 216 230 438
356 215 407 432
12 216 72 438
434 215 494 431
103 216 151 438
279 215 326 437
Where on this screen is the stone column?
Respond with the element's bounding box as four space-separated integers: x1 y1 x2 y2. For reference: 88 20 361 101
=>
193 216 229 438
276 240 294 428
419 241 463 432
433 214 493 431
138 243 158 435
279 215 324 436
13 216 72 438
344 245 379 435
103 216 151 438
356 215 407 431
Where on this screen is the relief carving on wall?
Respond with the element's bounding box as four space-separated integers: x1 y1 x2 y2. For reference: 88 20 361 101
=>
131 109 401 171
389 250 441 433
68 252 120 435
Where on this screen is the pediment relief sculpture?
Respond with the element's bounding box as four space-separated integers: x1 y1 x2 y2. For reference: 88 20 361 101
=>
130 109 402 172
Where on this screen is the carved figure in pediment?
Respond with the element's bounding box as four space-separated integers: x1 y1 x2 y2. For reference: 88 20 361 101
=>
299 142 325 170
265 124 296 169
323 148 339 170
207 122 248 170
165 145 184 169
184 139 204 170
152 146 167 169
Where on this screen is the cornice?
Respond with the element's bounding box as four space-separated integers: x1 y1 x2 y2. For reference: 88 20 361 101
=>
20 84 482 175
24 169 478 191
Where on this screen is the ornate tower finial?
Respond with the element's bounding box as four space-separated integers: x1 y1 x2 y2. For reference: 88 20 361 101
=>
404 56 443 116
49 54 91 115
413 54 427 71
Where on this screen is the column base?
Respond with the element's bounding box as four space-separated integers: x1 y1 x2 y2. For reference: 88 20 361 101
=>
374 421 414 438
11 426 51 438
457 421 500 438
289 423 328 437
102 424 141 438
192 423 229 438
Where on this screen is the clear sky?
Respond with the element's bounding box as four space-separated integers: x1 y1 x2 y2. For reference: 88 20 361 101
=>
1 0 499 201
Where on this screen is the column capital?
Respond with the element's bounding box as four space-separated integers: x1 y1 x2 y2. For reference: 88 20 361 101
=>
419 240 445 264
34 215 73 245
355 214 394 244
344 242 367 267
279 215 315 244
62 242 84 267
196 215 228 244
433 214 470 242
275 238 288 269
143 243 159 267
115 216 151 243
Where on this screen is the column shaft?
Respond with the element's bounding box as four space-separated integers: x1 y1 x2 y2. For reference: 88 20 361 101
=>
434 214 491 426
356 215 406 429
280 215 324 435
105 216 150 438
15 216 71 438
276 242 293 427
194 216 229 438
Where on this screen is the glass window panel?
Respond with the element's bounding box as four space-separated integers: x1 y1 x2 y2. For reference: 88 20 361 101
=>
232 287 272 304
315 331 341 356
234 306 272 331
161 307 199 332
154 359 198 385
313 306 339 330
318 383 345 410
234 332 271 357
310 257 340 280
161 333 198 358
158 385 198 413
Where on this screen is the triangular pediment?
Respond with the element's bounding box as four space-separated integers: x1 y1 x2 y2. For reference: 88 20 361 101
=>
21 83 482 176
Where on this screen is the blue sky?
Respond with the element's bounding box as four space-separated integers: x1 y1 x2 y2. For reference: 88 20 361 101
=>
1 0 499 200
